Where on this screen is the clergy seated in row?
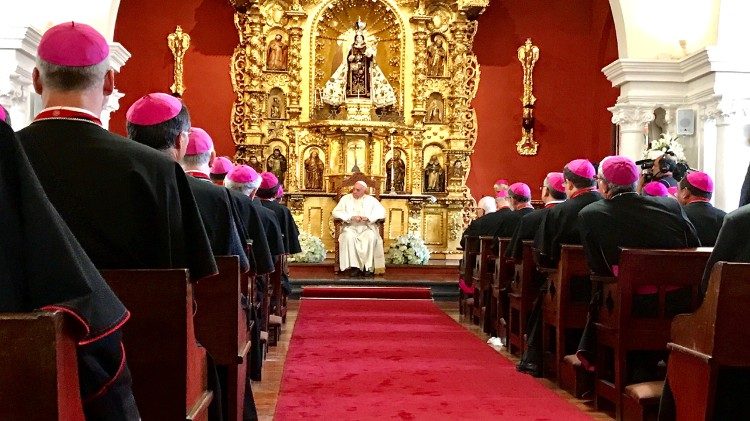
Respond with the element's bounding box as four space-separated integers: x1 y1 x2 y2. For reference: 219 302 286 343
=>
226 165 278 276
658 202 750 420
459 182 532 248
332 181 386 277
0 110 139 419
575 156 700 377
476 195 497 217
676 171 726 246
210 156 233 186
125 95 249 273
507 172 566 259
534 159 601 267
18 22 217 281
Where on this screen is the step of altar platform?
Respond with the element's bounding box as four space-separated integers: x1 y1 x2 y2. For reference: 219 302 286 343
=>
288 260 459 301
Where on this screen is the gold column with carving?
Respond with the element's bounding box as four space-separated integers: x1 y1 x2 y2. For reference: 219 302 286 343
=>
167 26 190 96
410 14 430 125
516 38 539 155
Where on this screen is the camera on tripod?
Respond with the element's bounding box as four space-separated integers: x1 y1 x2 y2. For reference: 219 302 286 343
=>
634 151 690 182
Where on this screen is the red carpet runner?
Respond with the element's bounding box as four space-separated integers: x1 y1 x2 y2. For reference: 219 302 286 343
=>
275 298 593 420
301 286 432 300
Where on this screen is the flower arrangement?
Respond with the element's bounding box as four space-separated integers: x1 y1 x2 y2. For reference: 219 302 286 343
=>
289 230 326 263
386 232 431 265
643 132 686 162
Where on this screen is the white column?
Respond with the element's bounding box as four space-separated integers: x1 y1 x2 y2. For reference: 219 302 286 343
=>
101 43 131 130
0 26 42 129
609 105 654 159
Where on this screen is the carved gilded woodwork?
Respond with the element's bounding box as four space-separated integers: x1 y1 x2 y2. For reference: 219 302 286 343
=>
516 38 540 155
228 0 488 256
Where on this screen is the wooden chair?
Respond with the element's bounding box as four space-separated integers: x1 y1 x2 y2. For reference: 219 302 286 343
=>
507 240 541 356
664 262 750 421
459 236 480 317
472 236 496 330
493 238 515 345
592 248 711 419
0 311 84 421
194 256 252 421
102 269 213 421
540 245 591 390
332 171 385 273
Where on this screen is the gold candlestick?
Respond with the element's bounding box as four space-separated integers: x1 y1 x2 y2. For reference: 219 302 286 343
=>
167 26 190 96
516 38 539 156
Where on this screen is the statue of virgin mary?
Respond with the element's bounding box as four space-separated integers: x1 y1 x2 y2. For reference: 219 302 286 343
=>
321 19 397 109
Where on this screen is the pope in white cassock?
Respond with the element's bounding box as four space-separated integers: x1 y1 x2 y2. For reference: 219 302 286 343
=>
332 181 386 276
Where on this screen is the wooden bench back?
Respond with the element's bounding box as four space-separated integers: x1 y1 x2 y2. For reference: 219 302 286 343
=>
0 311 84 421
101 269 212 421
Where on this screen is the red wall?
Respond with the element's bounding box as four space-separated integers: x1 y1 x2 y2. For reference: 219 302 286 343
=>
112 0 618 201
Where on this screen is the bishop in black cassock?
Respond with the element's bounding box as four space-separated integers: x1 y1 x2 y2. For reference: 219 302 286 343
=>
507 172 566 259
676 171 726 247
1 98 138 418
256 172 302 255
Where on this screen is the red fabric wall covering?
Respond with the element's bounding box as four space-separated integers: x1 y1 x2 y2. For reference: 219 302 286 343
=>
112 1 618 201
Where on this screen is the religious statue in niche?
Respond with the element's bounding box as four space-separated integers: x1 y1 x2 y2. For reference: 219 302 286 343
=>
304 148 325 190
426 34 447 77
450 158 465 180
248 155 263 173
269 96 282 119
426 97 443 124
424 154 446 192
266 148 288 185
266 34 288 71
385 149 406 193
321 19 397 108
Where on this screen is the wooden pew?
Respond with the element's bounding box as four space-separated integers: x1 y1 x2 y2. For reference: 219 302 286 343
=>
472 236 497 330
540 245 591 389
664 262 750 421
507 240 541 356
459 236 480 317
493 238 514 346
592 248 711 419
194 256 252 421
0 311 84 421
268 255 285 346
102 269 213 421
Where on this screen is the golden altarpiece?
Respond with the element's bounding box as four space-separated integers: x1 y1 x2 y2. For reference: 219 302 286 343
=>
228 0 489 260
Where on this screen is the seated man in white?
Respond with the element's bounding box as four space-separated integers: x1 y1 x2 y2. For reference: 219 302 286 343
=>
332 181 386 276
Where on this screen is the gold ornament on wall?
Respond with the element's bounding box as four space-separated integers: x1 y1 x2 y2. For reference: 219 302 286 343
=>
167 26 190 96
516 38 539 156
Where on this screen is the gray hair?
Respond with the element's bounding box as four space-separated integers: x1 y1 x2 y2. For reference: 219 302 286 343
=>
477 196 496 214
225 177 261 196
601 178 636 196
182 152 212 167
35 57 110 91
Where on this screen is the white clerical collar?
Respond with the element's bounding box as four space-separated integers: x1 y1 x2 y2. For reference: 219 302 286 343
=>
39 106 100 119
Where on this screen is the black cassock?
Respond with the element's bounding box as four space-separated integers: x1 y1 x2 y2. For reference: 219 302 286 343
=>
187 175 250 272
228 190 274 275
576 193 699 375
17 119 217 278
230 191 282 264
699 204 750 299
534 190 602 266
459 208 529 248
260 199 302 255
740 163 750 207
682 201 726 247
507 206 555 259
0 121 139 420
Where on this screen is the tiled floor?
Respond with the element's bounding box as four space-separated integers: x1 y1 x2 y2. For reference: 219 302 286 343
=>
252 299 613 420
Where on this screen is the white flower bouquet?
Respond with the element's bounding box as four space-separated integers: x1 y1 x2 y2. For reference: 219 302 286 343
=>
644 132 686 162
386 233 431 265
289 230 326 263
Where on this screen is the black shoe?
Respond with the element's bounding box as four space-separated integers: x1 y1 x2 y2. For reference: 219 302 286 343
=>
516 361 542 377
362 270 375 277
347 267 362 277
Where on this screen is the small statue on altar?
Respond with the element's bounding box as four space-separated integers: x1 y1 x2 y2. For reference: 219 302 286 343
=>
426 35 447 77
424 154 445 192
266 148 288 185
385 149 406 193
266 34 288 71
426 98 442 124
450 158 465 180
269 96 282 119
304 149 325 190
320 19 397 109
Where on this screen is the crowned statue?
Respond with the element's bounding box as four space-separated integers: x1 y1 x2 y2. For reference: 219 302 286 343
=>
321 19 397 109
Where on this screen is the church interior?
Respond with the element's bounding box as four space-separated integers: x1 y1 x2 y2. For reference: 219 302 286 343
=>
1 0 750 419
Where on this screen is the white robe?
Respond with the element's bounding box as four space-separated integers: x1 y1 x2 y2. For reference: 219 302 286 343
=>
332 193 386 272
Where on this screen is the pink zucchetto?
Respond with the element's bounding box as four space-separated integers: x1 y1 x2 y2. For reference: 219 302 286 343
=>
643 181 669 197
0 106 6 124
38 22 109 67
494 179 509 187
186 128 213 155
276 186 284 199
126 93 182 126
668 186 679 198
509 182 531 200
495 190 508 198
686 171 714 193
256 172 281 199
601 155 639 185
227 165 259 184
565 159 596 179
546 172 565 193
210 156 234 175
